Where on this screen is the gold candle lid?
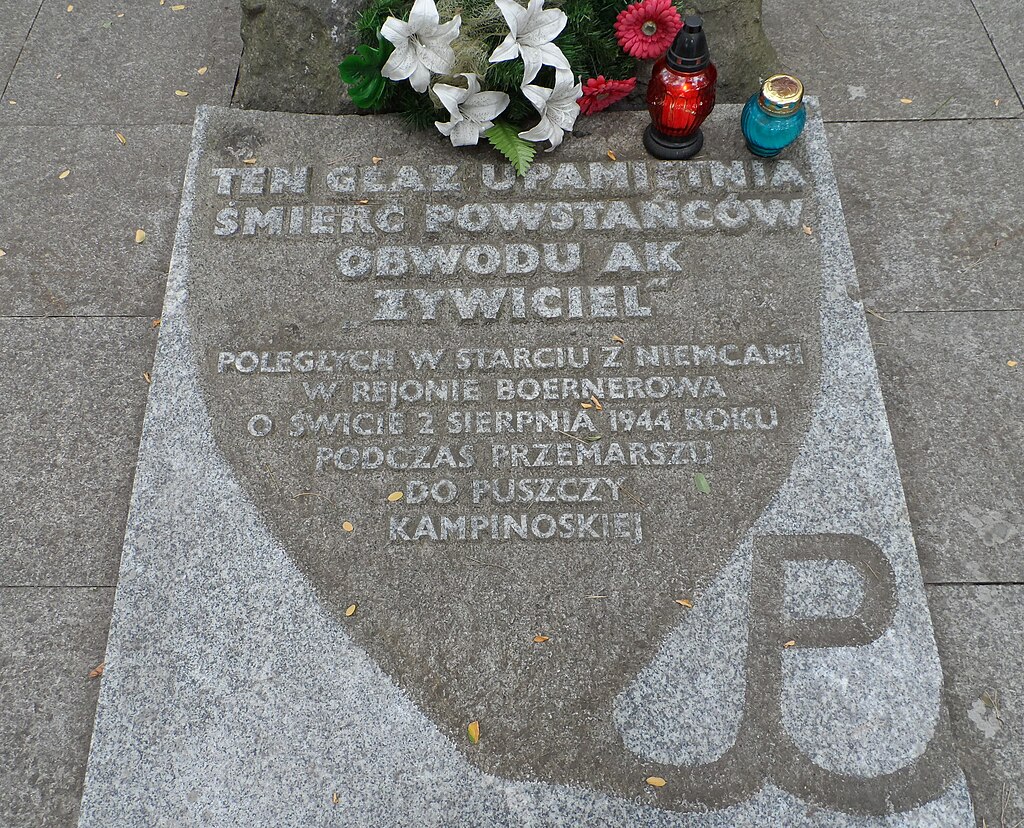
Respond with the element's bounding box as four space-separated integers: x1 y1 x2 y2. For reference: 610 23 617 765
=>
759 74 804 114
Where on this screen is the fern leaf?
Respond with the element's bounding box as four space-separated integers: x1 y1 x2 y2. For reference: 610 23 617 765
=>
485 121 536 177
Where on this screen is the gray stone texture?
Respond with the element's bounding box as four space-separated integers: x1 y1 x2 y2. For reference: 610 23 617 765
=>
870 311 1024 584
76 104 972 825
0 0 41 93
829 119 1024 313
928 585 1024 828
0 125 191 316
763 0 1023 121
0 0 241 126
0 318 155 587
0 587 113 828
233 0 775 114
972 0 1024 99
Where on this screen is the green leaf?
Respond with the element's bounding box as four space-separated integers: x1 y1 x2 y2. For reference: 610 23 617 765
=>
338 36 393 110
485 121 536 177
694 472 711 495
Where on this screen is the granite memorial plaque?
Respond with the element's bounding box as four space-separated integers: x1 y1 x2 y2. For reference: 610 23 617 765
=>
80 104 974 826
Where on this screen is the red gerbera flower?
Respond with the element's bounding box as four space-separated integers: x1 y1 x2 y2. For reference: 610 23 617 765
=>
579 76 638 115
615 0 682 60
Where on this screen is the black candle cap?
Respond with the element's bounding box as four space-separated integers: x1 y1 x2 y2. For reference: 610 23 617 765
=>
666 15 710 73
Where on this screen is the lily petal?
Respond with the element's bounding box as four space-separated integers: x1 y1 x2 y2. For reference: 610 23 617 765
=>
406 0 440 31
489 33 520 63
461 90 510 122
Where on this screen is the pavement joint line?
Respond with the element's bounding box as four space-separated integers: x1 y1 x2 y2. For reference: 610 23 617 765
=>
0 314 158 321
866 307 1024 315
826 115 1023 125
926 581 1024 587
0 0 44 103
0 584 117 590
967 0 1024 110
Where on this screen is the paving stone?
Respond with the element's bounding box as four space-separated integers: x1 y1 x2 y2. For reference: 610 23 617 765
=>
0 318 154 586
0 125 191 316
928 585 1024 828
0 586 113 828
0 0 241 125
972 0 1024 99
762 0 1022 121
829 119 1024 313
870 311 1024 584
0 0 41 94
77 105 973 826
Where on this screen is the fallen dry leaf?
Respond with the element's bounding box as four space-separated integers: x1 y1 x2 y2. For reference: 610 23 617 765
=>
197 66 208 75
342 521 354 532
331 792 340 806
66 3 73 10
899 97 913 104
994 98 1001 106
607 150 617 161
142 371 152 384
88 661 105 679
115 131 126 145
243 158 257 165
7 100 15 105
134 228 146 244
646 776 667 788
611 334 625 344
372 156 384 165
783 639 796 648
581 402 593 409
345 603 357 617
0 249 6 257
1008 360 1018 368
802 225 813 236
151 318 162 329
675 599 693 608
174 89 189 97
467 720 480 744
387 491 404 502
171 3 185 8
532 635 550 643
356 198 369 205
58 169 71 180
590 395 603 411
116 11 124 16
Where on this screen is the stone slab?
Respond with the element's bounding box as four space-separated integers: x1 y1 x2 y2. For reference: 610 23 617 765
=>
0 587 114 828
0 125 191 316
869 311 1024 584
0 318 155 586
972 0 1024 100
0 0 241 126
0 0 41 94
79 104 973 825
829 120 1024 313
762 0 1022 121
928 585 1024 828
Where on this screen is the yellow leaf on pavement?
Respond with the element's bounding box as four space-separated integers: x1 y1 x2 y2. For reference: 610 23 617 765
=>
88 661 105 678
197 66 208 75
135 229 146 244
467 720 480 744
58 169 71 180
646 776 667 787
174 89 189 97
345 603 357 617
532 635 550 643
387 491 404 502
675 599 693 608
342 521 354 532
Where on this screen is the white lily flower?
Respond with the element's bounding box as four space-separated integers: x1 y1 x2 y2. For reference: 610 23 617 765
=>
433 73 511 146
380 0 461 93
489 0 570 85
519 69 582 150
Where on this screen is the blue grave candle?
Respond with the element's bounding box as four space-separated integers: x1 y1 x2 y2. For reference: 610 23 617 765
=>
741 74 806 157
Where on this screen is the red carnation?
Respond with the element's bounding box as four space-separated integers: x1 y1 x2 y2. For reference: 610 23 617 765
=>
615 0 682 60
579 76 638 115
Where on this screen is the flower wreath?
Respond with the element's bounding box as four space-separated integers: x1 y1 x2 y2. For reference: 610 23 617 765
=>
339 0 686 174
